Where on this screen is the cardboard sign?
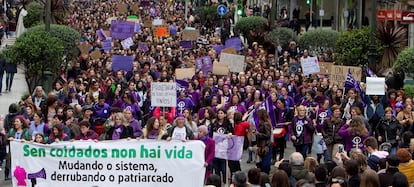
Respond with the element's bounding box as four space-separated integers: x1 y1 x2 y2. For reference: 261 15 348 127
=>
175 68 195 79
366 77 386 95
117 3 127 13
220 53 245 73
182 30 200 41
78 42 91 55
329 65 362 87
143 20 152 28
104 30 110 37
90 50 102 60
131 3 140 12
154 27 168 37
213 63 229 75
318 62 333 75
221 47 237 54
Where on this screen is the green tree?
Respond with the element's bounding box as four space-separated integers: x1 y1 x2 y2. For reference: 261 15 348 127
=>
299 29 340 54
4 31 64 92
27 24 80 61
376 22 407 69
266 27 298 50
21 0 72 26
23 1 43 28
394 47 414 78
334 27 381 66
235 16 268 46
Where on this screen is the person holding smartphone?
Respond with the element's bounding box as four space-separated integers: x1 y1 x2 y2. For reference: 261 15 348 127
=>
338 115 369 153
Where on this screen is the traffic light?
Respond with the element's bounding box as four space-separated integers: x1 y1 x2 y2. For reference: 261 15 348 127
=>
306 0 310 5
237 0 243 15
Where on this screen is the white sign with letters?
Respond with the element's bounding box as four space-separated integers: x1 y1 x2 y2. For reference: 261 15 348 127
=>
151 82 177 107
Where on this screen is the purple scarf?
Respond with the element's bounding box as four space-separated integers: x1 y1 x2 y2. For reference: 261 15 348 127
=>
112 125 123 140
148 129 159 139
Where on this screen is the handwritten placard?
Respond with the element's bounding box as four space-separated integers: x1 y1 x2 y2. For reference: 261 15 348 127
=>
151 82 177 107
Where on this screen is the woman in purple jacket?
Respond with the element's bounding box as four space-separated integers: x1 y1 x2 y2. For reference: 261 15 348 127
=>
338 115 369 153
291 105 315 158
197 125 215 180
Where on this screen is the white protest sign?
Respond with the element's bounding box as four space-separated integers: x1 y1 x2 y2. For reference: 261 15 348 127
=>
219 53 245 72
10 140 205 187
153 18 163 26
151 82 177 107
121 37 134 49
366 77 386 95
301 57 320 75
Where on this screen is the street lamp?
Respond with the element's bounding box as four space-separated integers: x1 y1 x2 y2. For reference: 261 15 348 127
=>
368 0 377 68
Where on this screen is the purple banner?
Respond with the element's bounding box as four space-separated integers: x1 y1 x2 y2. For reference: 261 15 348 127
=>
112 55 133 71
110 20 135 39
225 37 242 51
140 1 150 7
195 56 212 76
96 29 106 41
180 40 192 49
103 38 112 52
134 23 141 33
139 43 149 52
213 133 244 161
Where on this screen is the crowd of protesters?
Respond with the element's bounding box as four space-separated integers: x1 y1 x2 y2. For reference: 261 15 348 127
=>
0 0 413 187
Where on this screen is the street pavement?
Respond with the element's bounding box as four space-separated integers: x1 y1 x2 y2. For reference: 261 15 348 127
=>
0 66 28 187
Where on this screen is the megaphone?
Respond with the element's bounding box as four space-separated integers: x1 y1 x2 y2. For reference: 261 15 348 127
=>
28 168 46 187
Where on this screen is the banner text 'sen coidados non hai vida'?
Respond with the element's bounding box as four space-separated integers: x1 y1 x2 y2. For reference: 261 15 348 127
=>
11 140 206 187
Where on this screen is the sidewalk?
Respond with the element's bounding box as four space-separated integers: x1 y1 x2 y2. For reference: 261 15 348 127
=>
0 65 27 187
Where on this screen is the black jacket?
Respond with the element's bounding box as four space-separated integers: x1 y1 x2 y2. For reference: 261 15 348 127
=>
376 117 403 146
0 57 6 74
5 62 16 73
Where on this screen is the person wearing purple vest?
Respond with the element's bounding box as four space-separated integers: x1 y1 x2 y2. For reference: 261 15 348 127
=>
75 121 99 141
29 111 50 140
291 105 315 158
92 92 111 124
198 125 215 180
176 90 195 114
338 115 369 152
225 95 247 115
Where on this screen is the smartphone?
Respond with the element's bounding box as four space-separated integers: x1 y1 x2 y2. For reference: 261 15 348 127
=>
338 144 344 153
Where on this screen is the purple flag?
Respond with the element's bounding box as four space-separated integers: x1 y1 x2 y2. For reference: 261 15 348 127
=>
365 66 377 77
252 96 276 129
112 55 133 71
96 29 107 41
103 38 112 52
110 20 135 39
213 133 244 161
225 37 242 51
344 69 366 107
195 56 213 76
176 79 189 93
180 40 192 49
344 69 357 89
